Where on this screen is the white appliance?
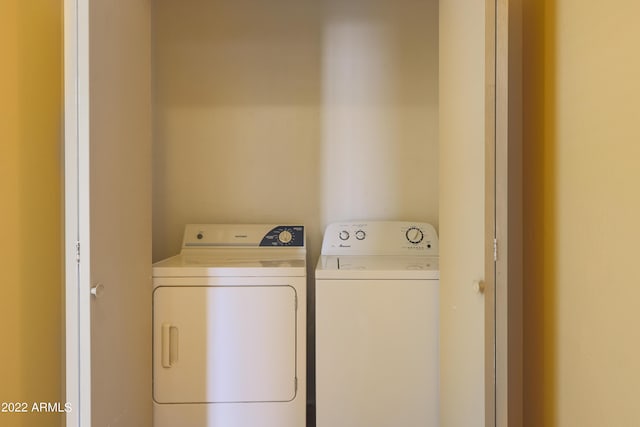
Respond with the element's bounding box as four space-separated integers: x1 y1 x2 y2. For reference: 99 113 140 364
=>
152 224 306 427
315 221 439 427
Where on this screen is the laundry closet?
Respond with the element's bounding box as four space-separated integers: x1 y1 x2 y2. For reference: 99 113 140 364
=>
65 0 502 425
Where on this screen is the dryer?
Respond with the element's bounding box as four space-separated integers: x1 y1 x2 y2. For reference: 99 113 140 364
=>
315 221 439 427
152 224 306 427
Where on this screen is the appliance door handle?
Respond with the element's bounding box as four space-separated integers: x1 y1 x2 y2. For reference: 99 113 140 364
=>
161 323 179 368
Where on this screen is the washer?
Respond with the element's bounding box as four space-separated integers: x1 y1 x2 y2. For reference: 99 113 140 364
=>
315 221 439 427
152 224 306 427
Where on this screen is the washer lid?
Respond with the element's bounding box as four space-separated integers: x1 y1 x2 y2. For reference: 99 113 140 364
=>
315 255 439 280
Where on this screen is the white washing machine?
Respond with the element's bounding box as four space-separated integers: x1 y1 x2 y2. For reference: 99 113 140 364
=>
152 224 306 427
315 221 439 427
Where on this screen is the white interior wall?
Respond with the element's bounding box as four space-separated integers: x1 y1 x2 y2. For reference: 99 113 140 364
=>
151 0 439 263
319 1 439 230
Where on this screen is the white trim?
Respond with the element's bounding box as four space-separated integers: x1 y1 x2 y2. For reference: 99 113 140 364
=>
495 0 523 425
77 0 92 425
65 0 92 425
485 0 497 425
64 0 79 425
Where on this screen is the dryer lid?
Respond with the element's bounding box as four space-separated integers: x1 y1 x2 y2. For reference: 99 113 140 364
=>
153 224 306 277
153 253 306 277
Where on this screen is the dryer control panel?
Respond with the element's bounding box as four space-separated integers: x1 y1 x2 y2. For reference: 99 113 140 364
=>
182 224 305 248
260 226 305 247
321 221 438 256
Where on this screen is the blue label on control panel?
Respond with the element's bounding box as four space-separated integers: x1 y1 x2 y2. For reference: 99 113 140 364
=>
259 225 305 247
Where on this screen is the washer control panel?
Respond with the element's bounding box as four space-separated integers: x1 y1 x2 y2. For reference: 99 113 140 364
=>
321 221 438 256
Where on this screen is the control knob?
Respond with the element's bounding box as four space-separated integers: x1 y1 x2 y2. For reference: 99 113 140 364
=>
406 227 424 244
278 230 293 244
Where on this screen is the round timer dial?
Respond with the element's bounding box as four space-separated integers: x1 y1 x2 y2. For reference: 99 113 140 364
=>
405 227 424 244
278 230 293 244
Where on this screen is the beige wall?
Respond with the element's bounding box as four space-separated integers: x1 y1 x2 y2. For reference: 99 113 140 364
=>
151 0 440 263
0 1 63 426
524 0 640 425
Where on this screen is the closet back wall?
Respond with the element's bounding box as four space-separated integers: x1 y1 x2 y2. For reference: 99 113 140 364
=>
152 0 439 262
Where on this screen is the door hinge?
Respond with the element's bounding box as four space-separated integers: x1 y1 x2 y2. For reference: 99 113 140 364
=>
493 238 498 262
76 241 81 263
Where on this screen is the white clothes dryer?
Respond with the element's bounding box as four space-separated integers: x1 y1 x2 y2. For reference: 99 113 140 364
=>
315 221 439 427
152 224 306 427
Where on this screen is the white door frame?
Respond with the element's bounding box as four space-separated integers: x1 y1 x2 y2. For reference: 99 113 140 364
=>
494 0 523 426
485 0 497 424
64 0 91 425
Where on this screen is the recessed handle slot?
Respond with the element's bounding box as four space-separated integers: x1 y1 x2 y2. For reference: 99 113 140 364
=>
161 323 179 368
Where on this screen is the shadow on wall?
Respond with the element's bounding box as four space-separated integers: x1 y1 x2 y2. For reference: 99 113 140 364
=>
522 0 556 425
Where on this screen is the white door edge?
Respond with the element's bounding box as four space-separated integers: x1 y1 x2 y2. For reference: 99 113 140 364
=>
64 0 92 425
